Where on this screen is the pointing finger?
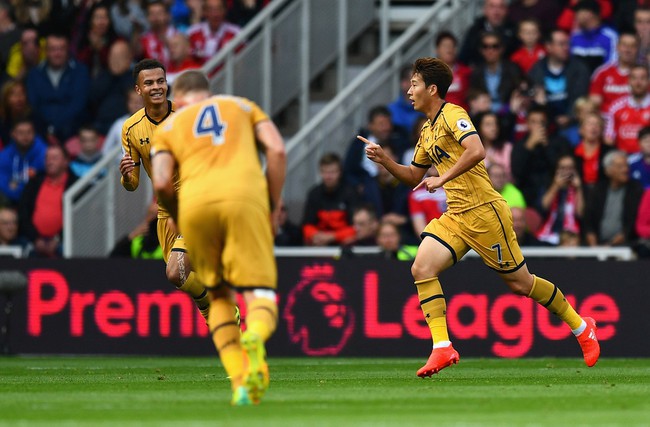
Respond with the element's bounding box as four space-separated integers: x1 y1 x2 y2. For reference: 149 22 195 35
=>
413 180 426 191
357 135 373 145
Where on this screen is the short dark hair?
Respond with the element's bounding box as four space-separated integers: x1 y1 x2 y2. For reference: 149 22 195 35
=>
544 29 569 45
638 126 650 140
146 0 169 12
11 117 34 131
319 152 341 167
412 57 453 98
367 105 391 123
435 30 457 47
133 58 166 82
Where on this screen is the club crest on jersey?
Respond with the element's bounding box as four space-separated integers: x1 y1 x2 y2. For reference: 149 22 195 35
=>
457 119 472 131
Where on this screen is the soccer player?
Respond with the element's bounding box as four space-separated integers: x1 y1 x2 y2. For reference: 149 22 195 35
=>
151 71 286 405
119 59 211 323
359 57 600 377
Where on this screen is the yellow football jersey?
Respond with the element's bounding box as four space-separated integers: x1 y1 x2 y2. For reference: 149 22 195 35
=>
412 102 503 213
121 100 178 217
152 95 270 210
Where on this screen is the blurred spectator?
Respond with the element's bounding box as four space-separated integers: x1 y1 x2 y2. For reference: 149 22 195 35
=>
0 118 47 205
110 0 148 41
409 165 447 237
529 29 590 130
511 105 572 212
302 153 358 247
0 79 32 147
589 32 637 116
401 115 427 167
109 201 162 258
508 0 562 35
635 6 650 65
18 144 77 258
5 27 46 81
26 32 90 144
459 0 517 67
560 96 599 146
503 78 541 143
0 205 29 256
629 126 650 189
467 88 492 117
101 88 143 158
584 150 644 246
573 112 612 190
435 30 472 110
469 31 523 114
188 0 241 65
488 162 526 209
370 144 410 228
511 206 543 246
74 2 119 78
350 203 380 246
11 0 51 35
166 32 202 84
171 0 203 32
536 154 584 246
46 0 81 38
69 125 102 179
388 64 424 135
635 188 650 257
227 0 270 27
509 18 546 74
376 220 417 260
89 39 133 135
557 0 613 32
344 106 407 201
604 64 650 155
140 0 178 69
569 0 618 75
274 199 302 247
0 0 21 85
475 111 513 179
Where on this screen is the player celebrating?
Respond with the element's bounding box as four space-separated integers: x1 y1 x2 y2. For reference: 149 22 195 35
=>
359 57 599 377
119 59 211 323
151 71 286 405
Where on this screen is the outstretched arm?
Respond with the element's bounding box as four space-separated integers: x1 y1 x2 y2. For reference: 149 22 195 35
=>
358 135 426 188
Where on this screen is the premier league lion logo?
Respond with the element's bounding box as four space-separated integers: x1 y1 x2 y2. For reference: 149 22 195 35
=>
283 264 355 356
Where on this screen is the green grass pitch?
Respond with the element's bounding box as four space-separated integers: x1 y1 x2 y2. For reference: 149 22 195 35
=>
1 357 649 426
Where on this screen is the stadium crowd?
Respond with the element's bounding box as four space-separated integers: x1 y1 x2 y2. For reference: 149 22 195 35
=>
0 0 650 259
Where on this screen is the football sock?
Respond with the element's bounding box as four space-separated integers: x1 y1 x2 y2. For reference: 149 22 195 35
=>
208 297 244 390
528 275 583 330
245 297 278 342
415 277 450 345
178 271 210 311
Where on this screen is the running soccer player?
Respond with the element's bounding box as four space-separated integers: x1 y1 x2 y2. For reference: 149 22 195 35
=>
151 70 286 405
360 57 600 377
119 59 211 323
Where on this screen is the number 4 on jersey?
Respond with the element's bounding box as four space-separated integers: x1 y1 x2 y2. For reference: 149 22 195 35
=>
194 104 227 145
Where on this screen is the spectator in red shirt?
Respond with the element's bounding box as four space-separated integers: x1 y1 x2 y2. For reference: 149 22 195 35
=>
605 64 650 154
573 112 613 190
166 32 202 84
18 144 77 258
510 18 546 74
589 32 638 116
188 0 241 65
302 153 359 246
408 166 446 237
435 31 472 110
140 0 178 69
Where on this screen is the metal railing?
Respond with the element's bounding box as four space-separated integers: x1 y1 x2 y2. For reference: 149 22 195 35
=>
282 0 476 218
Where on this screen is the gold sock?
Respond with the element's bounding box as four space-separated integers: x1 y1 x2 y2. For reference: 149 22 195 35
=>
178 271 210 311
208 297 243 390
415 277 449 345
245 297 278 342
528 275 583 330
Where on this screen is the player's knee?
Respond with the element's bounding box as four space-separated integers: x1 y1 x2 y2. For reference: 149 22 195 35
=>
165 262 182 287
505 279 531 296
411 260 437 281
